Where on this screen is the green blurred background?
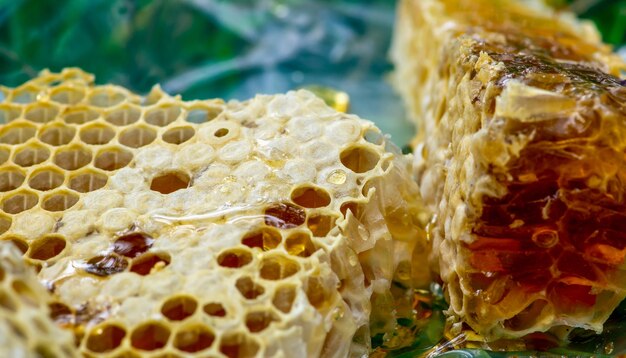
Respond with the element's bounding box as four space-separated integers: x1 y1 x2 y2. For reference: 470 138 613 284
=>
1 0 624 147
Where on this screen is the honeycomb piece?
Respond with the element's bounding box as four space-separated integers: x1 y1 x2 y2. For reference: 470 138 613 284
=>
392 0 626 339
0 242 77 357
0 68 428 357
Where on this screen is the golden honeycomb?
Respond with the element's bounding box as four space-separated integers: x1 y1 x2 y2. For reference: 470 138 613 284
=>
392 0 626 340
0 242 77 357
0 68 428 357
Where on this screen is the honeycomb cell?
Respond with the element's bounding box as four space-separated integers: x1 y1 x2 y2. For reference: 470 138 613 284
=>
2 190 38 214
50 86 85 105
0 168 26 192
28 235 66 261
130 322 171 351
264 203 306 229
41 191 79 212
161 296 198 321
12 280 38 307
0 214 11 235
119 126 157 148
235 277 265 300
202 303 226 317
0 123 37 144
94 147 133 171
305 276 328 309
84 255 129 277
145 105 181 127
38 125 76 146
105 105 141 126
219 333 260 358
339 145 380 173
28 168 65 191
162 126 195 145
272 285 296 313
113 232 153 258
0 147 9 164
63 107 99 124
53 145 92 170
290 185 331 208
80 124 116 145
13 143 50 167
340 201 362 218
186 106 222 123
86 324 127 353
24 103 59 123
89 88 126 107
0 104 22 123
129 252 170 276
245 310 278 333
285 232 317 257
48 302 73 326
69 170 108 193
241 227 282 251
3 237 28 254
503 299 549 331
259 255 300 280
214 128 229 138
173 325 214 353
307 214 337 237
217 249 253 268
150 172 190 194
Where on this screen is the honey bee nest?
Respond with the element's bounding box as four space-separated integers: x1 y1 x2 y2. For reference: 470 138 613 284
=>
0 242 77 357
0 68 428 357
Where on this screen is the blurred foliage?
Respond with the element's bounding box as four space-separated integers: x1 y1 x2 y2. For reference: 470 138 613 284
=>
567 0 626 46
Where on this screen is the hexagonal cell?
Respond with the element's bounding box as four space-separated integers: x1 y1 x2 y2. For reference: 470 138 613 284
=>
86 323 127 353
161 296 198 321
105 105 141 126
307 214 337 237
94 147 133 171
173 324 214 353
272 285 296 313
79 124 115 145
0 168 26 192
112 232 153 258
0 147 9 165
11 280 38 306
259 255 300 281
49 86 85 105
84 255 129 277
162 126 195 145
150 171 190 194
145 105 181 127
340 145 380 173
290 185 331 208
245 310 278 333
119 125 157 148
24 103 60 123
185 106 222 123
89 88 126 108
1 190 38 214
48 301 73 326
129 252 171 276
130 322 171 351
264 203 306 229
0 104 22 124
305 276 329 309
219 333 260 358
28 235 67 261
38 124 76 146
2 236 28 255
41 190 79 212
203 302 226 317
28 168 65 191
0 123 37 144
217 248 253 268
241 227 281 251
11 85 39 104
235 277 265 300
0 214 11 235
68 170 107 193
12 143 50 167
285 232 317 257
53 145 92 170
62 107 100 124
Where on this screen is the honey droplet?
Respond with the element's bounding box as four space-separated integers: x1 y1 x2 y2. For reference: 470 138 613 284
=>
326 170 347 185
84 255 128 277
113 232 153 258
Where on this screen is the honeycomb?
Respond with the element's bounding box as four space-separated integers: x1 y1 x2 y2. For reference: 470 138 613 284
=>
0 68 428 357
0 242 77 357
392 0 626 340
